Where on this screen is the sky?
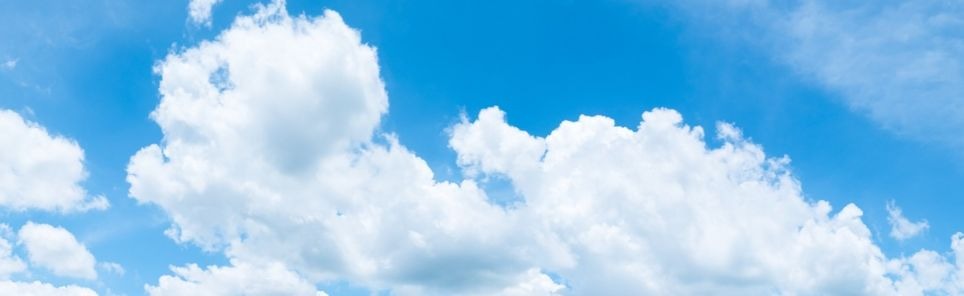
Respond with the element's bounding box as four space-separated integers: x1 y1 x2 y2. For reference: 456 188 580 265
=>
1 0 963 295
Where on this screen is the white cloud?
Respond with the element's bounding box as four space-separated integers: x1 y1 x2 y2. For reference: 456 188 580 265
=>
0 234 26 279
671 0 964 148
453 107 897 294
887 201 929 241
0 109 108 213
129 2 545 293
0 224 97 295
146 261 325 296
188 0 222 25
18 222 97 280
450 107 964 295
886 233 964 295
493 269 565 296
129 1 964 295
0 281 97 296
0 223 97 296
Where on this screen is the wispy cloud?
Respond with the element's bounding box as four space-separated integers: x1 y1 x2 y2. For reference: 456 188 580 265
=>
2 58 16 70
98 262 125 276
671 0 964 149
887 200 929 241
187 0 222 26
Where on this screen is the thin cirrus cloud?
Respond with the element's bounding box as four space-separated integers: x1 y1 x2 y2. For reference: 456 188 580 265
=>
670 0 964 149
126 1 964 295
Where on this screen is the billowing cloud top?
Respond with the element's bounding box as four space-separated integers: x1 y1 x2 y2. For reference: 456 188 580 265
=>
125 1 964 295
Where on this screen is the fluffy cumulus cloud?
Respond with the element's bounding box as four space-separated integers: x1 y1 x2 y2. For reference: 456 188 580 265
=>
0 109 107 213
0 223 98 295
147 261 326 296
887 201 929 241
129 1 549 294
188 0 222 25
451 107 964 295
0 229 25 279
671 0 964 147
129 1 964 295
0 281 97 296
18 222 97 280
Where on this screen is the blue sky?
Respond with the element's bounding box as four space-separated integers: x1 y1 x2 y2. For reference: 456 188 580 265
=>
1 0 964 295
